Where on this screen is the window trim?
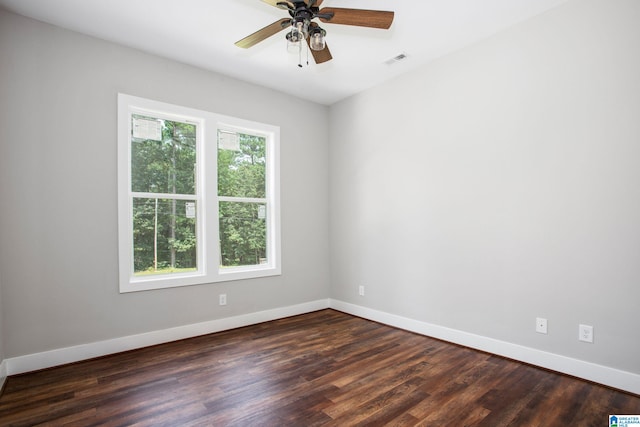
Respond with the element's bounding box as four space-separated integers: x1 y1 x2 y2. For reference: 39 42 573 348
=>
117 94 281 293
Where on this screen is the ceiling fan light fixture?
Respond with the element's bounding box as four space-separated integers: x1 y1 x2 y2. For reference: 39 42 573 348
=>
286 32 300 51
309 27 326 51
235 1 395 65
286 20 305 43
286 38 300 53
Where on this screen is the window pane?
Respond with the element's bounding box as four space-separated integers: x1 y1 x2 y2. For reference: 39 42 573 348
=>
132 198 197 275
219 201 267 267
218 132 266 198
131 115 196 194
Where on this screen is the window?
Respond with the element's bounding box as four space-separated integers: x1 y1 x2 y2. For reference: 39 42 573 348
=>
118 94 280 292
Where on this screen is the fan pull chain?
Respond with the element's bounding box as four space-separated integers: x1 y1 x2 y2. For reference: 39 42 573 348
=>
297 39 309 68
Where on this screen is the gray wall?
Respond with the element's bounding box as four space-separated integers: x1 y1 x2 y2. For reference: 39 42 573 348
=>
0 9 330 358
0 273 4 371
329 0 640 374
2 0 639 379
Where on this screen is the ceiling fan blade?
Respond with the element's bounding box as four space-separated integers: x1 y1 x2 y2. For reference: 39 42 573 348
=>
307 41 332 64
235 18 292 49
318 8 394 29
263 0 323 9
261 0 293 9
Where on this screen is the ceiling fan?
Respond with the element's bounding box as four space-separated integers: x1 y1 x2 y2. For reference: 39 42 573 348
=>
235 0 394 65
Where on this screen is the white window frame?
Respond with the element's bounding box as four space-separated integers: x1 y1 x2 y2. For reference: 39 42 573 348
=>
117 94 281 293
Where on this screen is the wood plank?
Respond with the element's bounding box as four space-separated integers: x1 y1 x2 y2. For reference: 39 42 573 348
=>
1 309 638 426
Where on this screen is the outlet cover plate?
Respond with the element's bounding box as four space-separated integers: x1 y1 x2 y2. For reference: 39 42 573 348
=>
579 324 593 343
536 317 548 334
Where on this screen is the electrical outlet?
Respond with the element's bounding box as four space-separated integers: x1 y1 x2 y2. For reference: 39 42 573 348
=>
219 294 227 306
536 317 548 334
358 285 365 296
579 324 593 343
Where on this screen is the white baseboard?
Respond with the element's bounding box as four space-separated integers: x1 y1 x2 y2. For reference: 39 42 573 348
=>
0 359 7 391
5 298 639 396
329 299 640 396
5 299 330 376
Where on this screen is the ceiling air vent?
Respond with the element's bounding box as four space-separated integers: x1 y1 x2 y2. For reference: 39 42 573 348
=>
384 53 408 65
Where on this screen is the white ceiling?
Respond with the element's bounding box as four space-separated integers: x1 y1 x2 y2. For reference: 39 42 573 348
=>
0 0 571 105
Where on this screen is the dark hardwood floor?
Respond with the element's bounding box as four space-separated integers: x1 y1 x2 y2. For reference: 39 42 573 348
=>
1 309 638 426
